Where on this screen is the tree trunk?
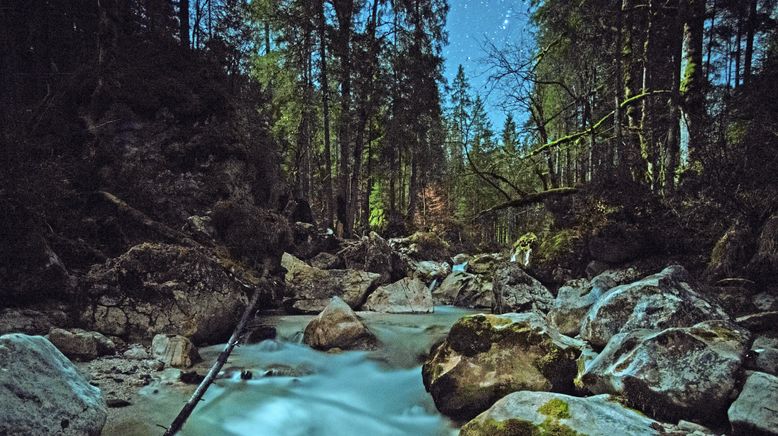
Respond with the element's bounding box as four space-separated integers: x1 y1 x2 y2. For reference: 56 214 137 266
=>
743 0 757 88
179 0 190 49
333 0 354 238
681 0 707 167
664 0 685 193
734 3 743 88
318 0 334 228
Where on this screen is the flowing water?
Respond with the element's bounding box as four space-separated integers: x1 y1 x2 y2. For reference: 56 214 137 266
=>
105 306 478 436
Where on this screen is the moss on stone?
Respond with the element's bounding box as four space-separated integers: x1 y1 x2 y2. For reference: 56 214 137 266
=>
538 399 571 419
460 418 537 436
537 417 580 436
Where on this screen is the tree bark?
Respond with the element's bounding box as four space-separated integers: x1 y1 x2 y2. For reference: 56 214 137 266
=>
333 0 354 237
743 0 758 88
318 0 334 228
179 0 190 49
681 0 707 167
664 0 685 193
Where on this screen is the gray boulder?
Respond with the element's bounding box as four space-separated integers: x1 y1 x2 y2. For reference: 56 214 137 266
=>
338 232 408 284
746 336 778 376
0 307 68 336
580 265 730 348
728 371 778 435
461 391 680 436
80 243 248 344
409 260 451 284
308 252 343 270
421 312 584 421
303 297 378 351
363 277 433 313
580 320 750 423
492 262 554 314
151 334 200 368
0 334 107 435
432 272 493 309
282 252 382 314
547 268 641 336
467 253 506 275
46 328 115 361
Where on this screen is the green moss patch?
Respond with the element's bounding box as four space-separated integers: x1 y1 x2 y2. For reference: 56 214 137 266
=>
538 399 571 419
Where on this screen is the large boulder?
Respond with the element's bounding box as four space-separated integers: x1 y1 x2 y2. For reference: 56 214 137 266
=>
282 252 381 314
46 328 115 361
746 336 778 375
303 297 378 351
151 334 201 368
287 222 340 260
747 213 778 285
388 231 450 261
0 334 107 435
80 243 248 345
492 262 554 314
728 371 778 435
432 272 493 309
308 252 343 270
547 268 642 336
421 313 584 421
460 391 679 436
409 260 451 285
0 307 68 336
362 277 433 313
339 232 408 284
580 320 750 424
467 253 506 275
704 222 755 281
580 265 730 348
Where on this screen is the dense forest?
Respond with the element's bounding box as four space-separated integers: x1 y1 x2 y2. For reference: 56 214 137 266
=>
1 0 778 435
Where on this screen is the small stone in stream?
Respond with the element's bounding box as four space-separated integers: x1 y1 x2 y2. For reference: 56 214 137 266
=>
240 370 253 380
123 345 149 360
106 399 132 408
179 370 205 385
151 334 201 368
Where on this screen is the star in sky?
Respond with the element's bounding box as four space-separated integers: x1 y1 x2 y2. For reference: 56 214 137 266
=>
442 0 533 129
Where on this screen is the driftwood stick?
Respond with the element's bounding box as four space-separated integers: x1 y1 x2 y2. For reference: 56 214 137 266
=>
162 287 262 436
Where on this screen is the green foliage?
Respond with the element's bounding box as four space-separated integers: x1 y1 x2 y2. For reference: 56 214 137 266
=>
368 181 387 231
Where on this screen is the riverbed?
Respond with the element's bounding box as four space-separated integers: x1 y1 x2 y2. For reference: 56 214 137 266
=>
102 306 479 436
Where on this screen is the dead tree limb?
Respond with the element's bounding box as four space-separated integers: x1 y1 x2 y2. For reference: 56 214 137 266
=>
473 187 579 220
162 284 266 436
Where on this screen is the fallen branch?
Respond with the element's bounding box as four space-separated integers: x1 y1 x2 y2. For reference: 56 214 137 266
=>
473 187 579 220
163 283 266 435
522 89 668 160
94 191 199 246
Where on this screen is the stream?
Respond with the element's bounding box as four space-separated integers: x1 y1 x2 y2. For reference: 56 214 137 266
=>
104 306 478 436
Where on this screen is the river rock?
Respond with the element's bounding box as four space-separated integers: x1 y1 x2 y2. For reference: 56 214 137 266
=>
451 253 471 265
746 336 778 375
47 328 116 361
547 268 641 336
467 253 505 275
303 297 378 351
339 232 408 284
151 334 200 368
363 277 433 313
421 312 584 421
409 260 451 284
0 307 68 335
746 213 778 284
0 333 107 435
728 371 778 435
432 272 492 308
492 262 554 314
460 391 678 436
288 222 340 260
308 252 343 270
282 252 382 313
580 265 730 348
80 243 248 345
579 319 750 423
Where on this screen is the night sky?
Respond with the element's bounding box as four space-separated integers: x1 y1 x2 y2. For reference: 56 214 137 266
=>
442 0 533 130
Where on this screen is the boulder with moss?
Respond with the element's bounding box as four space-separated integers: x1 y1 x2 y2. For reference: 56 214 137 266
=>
432 272 493 309
492 262 554 314
704 222 756 282
282 252 382 314
80 243 249 344
421 312 584 421
530 229 586 286
467 253 507 275
579 320 750 424
747 213 778 285
580 265 730 348
389 231 451 261
460 391 681 436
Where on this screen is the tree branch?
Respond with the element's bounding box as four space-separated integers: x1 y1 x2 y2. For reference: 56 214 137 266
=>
473 187 579 220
